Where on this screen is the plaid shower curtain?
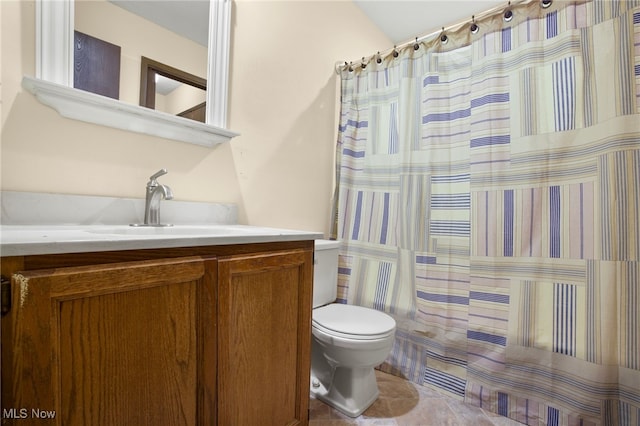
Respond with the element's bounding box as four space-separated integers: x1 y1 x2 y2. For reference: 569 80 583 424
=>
333 1 640 424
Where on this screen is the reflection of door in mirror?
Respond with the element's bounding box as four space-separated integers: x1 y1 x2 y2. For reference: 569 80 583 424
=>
74 30 121 99
140 57 207 123
74 0 208 111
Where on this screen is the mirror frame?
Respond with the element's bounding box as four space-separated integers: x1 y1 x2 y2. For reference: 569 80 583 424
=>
23 0 237 147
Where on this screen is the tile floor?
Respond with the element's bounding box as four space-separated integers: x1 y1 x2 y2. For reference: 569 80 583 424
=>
309 370 524 425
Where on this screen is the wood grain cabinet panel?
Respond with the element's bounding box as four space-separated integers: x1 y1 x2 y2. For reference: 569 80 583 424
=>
217 250 312 426
1 242 313 426
4 257 216 426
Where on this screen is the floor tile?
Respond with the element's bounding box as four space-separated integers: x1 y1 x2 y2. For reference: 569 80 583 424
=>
309 370 524 426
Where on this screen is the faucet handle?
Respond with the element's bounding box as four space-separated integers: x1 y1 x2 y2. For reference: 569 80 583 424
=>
149 168 168 181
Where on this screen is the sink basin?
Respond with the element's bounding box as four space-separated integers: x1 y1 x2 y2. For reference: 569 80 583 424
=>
85 225 256 237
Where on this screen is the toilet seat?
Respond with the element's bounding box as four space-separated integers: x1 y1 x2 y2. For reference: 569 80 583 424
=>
312 304 395 340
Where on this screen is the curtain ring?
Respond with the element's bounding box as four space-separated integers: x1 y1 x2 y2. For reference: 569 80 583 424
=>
540 0 552 8
504 2 513 21
440 28 448 44
376 52 382 64
392 46 399 58
413 37 420 51
361 57 367 69
503 9 513 21
470 16 479 34
348 62 354 72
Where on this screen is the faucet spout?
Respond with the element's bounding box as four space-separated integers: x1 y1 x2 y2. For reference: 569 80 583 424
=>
158 184 174 201
139 169 173 226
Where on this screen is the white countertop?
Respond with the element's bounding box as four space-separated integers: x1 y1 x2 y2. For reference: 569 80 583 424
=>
0 225 323 256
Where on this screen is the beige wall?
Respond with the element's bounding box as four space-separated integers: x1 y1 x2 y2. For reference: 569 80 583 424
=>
1 0 390 233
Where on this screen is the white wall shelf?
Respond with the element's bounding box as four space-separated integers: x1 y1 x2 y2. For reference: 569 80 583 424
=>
23 76 238 148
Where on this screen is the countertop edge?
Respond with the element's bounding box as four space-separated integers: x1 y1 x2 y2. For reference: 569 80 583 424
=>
0 225 324 257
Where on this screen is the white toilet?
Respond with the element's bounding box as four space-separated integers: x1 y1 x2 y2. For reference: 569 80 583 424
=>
311 240 396 417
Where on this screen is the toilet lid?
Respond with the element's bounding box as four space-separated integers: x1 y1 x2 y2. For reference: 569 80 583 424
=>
313 304 396 338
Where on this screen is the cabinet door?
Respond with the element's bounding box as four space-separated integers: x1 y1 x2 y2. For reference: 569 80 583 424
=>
4 257 216 426
217 249 312 426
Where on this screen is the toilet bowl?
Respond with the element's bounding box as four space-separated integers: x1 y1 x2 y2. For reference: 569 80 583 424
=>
311 240 396 417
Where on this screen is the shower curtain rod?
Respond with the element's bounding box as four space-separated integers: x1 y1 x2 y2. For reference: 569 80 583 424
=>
336 0 580 73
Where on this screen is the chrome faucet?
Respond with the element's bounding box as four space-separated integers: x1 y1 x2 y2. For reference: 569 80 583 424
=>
137 168 174 227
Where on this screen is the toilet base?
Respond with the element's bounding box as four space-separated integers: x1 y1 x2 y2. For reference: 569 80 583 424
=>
311 365 379 418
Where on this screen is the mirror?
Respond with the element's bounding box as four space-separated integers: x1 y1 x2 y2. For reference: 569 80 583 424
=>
139 57 207 123
74 1 209 124
25 0 237 147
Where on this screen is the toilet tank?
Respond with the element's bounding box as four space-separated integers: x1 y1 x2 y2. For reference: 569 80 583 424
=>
313 240 341 308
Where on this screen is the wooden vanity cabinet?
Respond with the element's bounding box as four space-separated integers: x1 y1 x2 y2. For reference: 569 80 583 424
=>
0 241 313 426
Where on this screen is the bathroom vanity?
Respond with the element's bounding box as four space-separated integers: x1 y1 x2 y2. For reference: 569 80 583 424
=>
0 225 320 425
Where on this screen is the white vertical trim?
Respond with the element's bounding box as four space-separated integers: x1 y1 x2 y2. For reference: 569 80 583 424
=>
36 0 73 86
206 0 232 128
